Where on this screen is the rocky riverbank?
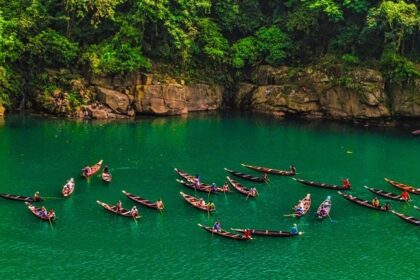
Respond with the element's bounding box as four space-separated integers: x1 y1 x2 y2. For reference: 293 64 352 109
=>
1 64 419 121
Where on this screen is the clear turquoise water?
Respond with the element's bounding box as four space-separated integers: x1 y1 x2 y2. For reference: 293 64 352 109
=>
0 113 418 279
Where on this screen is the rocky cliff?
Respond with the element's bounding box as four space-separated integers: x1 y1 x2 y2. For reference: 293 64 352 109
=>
31 70 223 119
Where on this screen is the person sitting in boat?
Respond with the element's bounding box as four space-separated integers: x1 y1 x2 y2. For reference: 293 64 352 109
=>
401 190 410 201
244 229 252 239
295 201 304 215
103 165 109 174
291 224 299 235
384 202 392 211
290 165 296 174
342 179 351 189
33 191 41 202
372 197 380 207
82 165 91 177
213 220 221 232
198 198 206 207
156 198 164 210
116 200 123 212
194 175 200 187
48 209 55 219
211 183 217 193
207 201 215 210
39 206 48 218
222 182 229 192
318 207 327 217
250 187 257 196
130 206 138 217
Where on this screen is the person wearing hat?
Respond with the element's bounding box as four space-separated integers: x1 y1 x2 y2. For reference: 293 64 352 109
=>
129 205 138 217
244 229 252 239
33 191 41 202
207 200 215 211
210 183 217 193
156 198 164 210
372 197 380 207
291 224 299 235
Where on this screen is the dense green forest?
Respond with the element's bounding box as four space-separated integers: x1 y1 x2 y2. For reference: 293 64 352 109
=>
0 0 419 109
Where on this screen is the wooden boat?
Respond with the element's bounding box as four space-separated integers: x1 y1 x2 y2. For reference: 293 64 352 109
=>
226 176 257 197
82 160 103 178
384 178 420 195
337 191 389 211
0 193 43 202
316 196 332 219
180 192 215 212
231 228 302 237
122 190 161 210
293 178 350 190
364 186 407 201
412 129 420 136
224 168 267 183
96 200 140 218
197 224 251 240
241 163 295 176
414 205 420 211
102 172 112 182
391 210 420 226
176 179 229 194
293 194 311 217
62 179 75 197
25 202 55 221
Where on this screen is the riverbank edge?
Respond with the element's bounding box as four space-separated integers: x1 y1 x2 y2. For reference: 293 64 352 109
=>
1 64 419 122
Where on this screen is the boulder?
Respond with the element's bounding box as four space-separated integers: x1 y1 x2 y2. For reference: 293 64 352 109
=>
187 84 223 111
96 87 130 113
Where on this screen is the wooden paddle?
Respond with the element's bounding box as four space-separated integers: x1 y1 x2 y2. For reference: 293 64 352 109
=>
284 214 296 217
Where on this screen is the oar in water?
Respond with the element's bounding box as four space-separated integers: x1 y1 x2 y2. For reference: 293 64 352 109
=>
284 214 296 217
48 216 53 229
43 196 66 200
327 214 336 223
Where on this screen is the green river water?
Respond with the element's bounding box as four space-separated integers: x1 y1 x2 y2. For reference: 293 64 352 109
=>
0 112 418 279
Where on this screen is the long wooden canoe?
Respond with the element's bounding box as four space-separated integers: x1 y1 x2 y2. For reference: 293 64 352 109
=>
174 168 228 192
293 194 311 217
241 163 295 176
316 196 332 219
176 179 229 194
102 172 112 183
0 193 43 202
25 202 55 221
293 178 350 190
364 186 407 201
82 160 103 178
412 129 420 136
198 224 251 240
224 168 267 183
226 176 257 197
384 178 420 195
96 200 140 218
62 179 75 197
391 210 420 226
338 191 389 211
122 190 161 210
180 192 215 212
231 228 302 237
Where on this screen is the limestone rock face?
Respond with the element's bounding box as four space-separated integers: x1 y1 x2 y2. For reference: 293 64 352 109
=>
390 79 420 116
187 84 223 111
96 87 130 113
233 66 391 120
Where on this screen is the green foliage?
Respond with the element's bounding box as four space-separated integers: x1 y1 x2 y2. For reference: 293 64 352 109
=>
342 54 360 66
380 50 420 83
28 29 79 67
256 26 291 66
231 37 259 69
302 0 343 21
196 18 229 62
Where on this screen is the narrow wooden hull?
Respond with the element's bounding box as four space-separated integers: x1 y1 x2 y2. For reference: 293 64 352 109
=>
224 168 266 183
82 160 103 178
62 181 75 197
241 164 295 176
294 178 350 190
232 228 302 237
96 200 140 218
122 190 159 210
316 198 331 219
25 202 55 222
0 193 43 202
226 176 257 197
384 178 420 195
180 192 215 212
364 186 406 201
293 194 311 217
102 172 112 182
412 129 420 136
174 168 228 192
391 210 420 226
198 224 251 240
338 191 388 211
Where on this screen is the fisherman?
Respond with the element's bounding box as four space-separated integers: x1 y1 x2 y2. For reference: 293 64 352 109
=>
156 198 164 210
